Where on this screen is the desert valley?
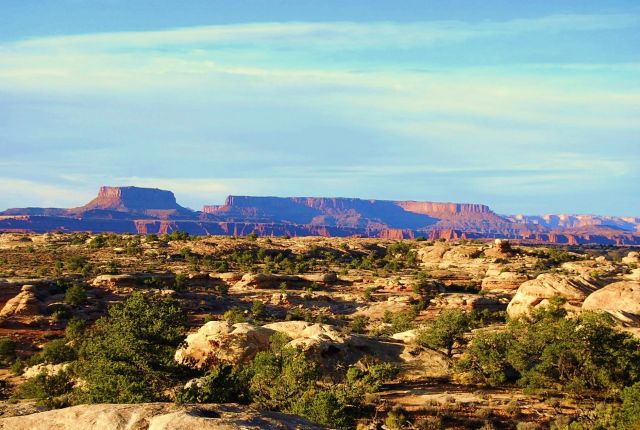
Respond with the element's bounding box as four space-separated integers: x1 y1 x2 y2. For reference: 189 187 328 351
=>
0 187 639 429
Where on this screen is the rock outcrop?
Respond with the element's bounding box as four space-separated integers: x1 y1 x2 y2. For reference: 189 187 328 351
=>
2 187 639 244
507 274 600 317
481 269 528 292
582 281 640 326
175 322 273 368
622 251 640 266
0 285 42 319
176 320 357 369
0 403 325 430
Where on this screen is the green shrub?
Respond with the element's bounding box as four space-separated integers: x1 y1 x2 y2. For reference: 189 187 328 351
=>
64 283 87 306
11 358 25 375
385 408 409 429
64 318 87 343
176 364 249 404
223 306 246 324
382 309 417 335
65 256 90 273
0 338 17 363
76 292 187 403
41 339 76 364
620 382 640 428
349 315 369 334
251 301 266 320
19 370 73 407
460 299 640 392
417 309 472 357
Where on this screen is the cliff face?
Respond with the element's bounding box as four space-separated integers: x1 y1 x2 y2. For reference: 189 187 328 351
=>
509 214 640 232
69 186 196 219
1 188 639 245
80 186 180 211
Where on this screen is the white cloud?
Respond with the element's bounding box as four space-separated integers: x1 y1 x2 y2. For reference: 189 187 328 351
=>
0 178 93 208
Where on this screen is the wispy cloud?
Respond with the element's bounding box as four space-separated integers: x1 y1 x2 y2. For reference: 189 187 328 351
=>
0 13 638 214
7 13 638 51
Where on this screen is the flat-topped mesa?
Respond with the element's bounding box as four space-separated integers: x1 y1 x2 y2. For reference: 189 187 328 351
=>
81 186 181 211
202 196 505 231
396 201 492 216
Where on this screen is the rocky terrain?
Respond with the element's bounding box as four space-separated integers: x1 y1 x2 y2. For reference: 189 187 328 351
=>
1 186 639 245
0 231 638 429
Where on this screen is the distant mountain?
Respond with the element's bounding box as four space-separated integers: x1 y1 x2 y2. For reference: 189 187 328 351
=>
1 186 638 245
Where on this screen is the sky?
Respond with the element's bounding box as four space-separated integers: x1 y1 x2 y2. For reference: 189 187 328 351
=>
0 1 639 215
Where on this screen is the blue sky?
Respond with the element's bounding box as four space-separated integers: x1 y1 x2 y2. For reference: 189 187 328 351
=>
0 1 639 215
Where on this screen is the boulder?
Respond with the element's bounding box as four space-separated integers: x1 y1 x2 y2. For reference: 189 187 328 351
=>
175 322 272 368
0 285 42 318
0 403 326 430
582 281 640 326
481 271 528 292
263 321 349 357
507 274 600 317
622 251 640 265
234 272 336 290
625 268 640 281
176 320 353 369
91 273 175 290
234 273 301 289
391 329 420 343
22 362 70 379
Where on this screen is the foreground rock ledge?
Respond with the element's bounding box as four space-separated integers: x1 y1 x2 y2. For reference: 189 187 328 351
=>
0 403 327 430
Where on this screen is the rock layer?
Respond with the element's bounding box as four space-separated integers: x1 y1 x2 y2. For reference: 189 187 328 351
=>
0 403 325 430
1 187 639 244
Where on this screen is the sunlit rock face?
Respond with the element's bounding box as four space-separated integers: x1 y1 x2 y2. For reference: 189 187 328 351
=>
1 187 639 244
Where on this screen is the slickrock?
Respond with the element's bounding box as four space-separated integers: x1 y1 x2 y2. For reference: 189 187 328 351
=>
175 320 355 369
582 281 640 326
22 363 70 379
622 251 640 265
0 403 325 430
507 274 600 317
0 285 42 318
175 322 273 368
481 270 528 292
234 272 337 289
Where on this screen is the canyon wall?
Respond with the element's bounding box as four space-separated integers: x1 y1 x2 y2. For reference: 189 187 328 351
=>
1 187 639 245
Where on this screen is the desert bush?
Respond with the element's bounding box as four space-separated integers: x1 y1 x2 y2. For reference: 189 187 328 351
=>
417 309 472 357
349 315 370 334
64 317 86 343
385 408 409 429
459 298 640 392
0 338 17 364
251 300 266 320
40 339 76 364
619 382 640 428
76 292 187 403
176 363 249 404
19 370 73 408
382 309 418 335
64 283 87 306
223 306 246 324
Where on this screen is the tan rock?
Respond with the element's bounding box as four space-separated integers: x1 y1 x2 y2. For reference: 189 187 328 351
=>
175 321 272 368
176 320 354 369
507 274 600 317
622 251 640 265
0 285 42 318
22 362 70 379
481 271 528 292
0 403 325 430
264 321 349 356
625 268 640 281
391 329 420 343
582 281 640 326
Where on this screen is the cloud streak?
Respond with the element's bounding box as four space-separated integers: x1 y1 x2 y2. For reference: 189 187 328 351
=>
0 13 638 214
